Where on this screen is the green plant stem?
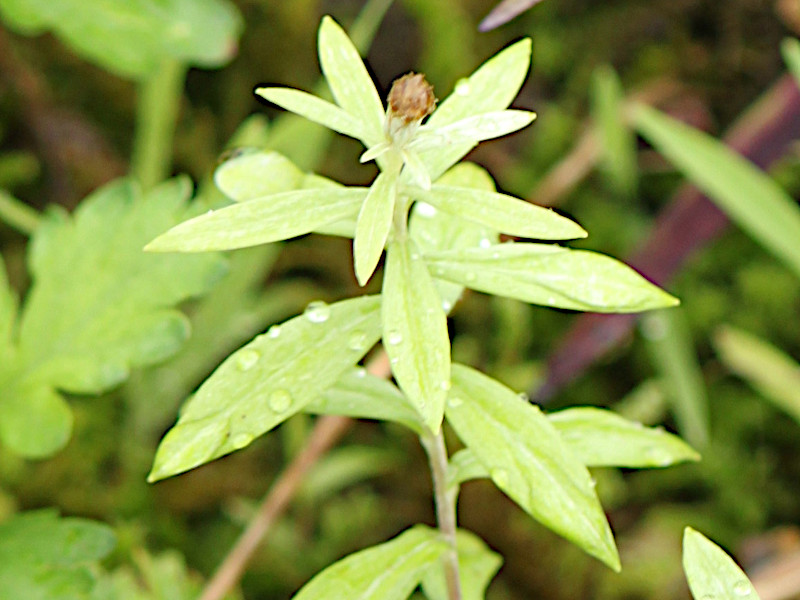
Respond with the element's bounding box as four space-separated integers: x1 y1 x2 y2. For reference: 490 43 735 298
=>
421 430 462 600
0 189 41 234
130 58 187 190
349 0 395 52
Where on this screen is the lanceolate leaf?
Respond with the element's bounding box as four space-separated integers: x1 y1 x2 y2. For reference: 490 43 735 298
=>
446 364 620 571
255 88 374 143
635 104 800 280
683 528 760 600
548 407 700 468
0 510 115 600
382 238 451 433
305 368 424 435
420 529 502 600
293 526 446 600
412 110 536 152
317 16 385 145
214 150 305 201
0 178 224 458
149 295 382 481
354 171 397 285
425 243 679 313
415 185 586 241
0 0 241 80
145 188 367 252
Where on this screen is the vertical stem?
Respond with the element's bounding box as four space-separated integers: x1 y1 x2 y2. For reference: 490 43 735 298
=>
421 430 462 600
130 58 187 190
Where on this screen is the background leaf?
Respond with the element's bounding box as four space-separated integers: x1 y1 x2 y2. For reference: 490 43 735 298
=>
149 295 382 481
0 510 116 600
0 0 242 80
682 527 760 600
0 178 224 458
446 364 620 571
293 525 445 600
420 529 502 600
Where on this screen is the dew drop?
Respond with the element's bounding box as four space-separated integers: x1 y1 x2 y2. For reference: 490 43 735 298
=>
455 79 471 96
347 330 368 352
442 299 453 312
546 296 556 306
733 580 752 597
479 237 492 248
304 300 331 323
386 330 404 345
268 389 293 412
448 396 463 408
490 468 510 488
439 380 452 391
410 252 421 261
235 349 260 371
267 324 282 338
231 432 254 449
645 446 672 467
517 391 530 402
354 367 367 378
464 271 477 283
416 201 437 217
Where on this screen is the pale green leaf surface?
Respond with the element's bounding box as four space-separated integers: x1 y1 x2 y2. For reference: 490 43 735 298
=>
415 184 586 240
635 105 800 280
447 448 489 488
548 407 700 468
683 527 760 600
420 529 502 600
425 243 679 313
446 364 620 571
420 38 531 180
317 16 385 145
0 510 115 600
781 38 800 92
382 239 451 433
293 525 446 600
355 171 397 285
1 178 223 458
305 368 423 434
412 110 535 152
591 65 638 197
149 296 381 481
714 325 800 425
256 88 375 144
145 188 367 252
409 163 499 312
214 150 305 201
0 0 241 79
642 309 709 449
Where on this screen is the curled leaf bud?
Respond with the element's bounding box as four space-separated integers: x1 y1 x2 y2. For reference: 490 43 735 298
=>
388 73 436 124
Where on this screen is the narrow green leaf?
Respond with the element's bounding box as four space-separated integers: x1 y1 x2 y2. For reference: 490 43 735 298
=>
415 184 586 240
409 163 499 312
781 38 800 91
317 16 385 145
420 529 502 600
413 110 536 151
148 296 382 481
683 527 760 600
548 407 700 468
591 65 638 197
293 525 446 600
425 243 679 313
382 239 451 433
635 104 800 280
305 368 424 434
421 38 532 180
0 510 115 600
446 364 620 571
255 87 375 143
214 150 305 201
447 448 489 488
145 188 367 252
713 325 800 425
642 309 709 448
354 171 397 285
300 446 403 503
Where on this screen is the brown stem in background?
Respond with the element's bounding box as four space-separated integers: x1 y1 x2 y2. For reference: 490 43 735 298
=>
198 350 391 600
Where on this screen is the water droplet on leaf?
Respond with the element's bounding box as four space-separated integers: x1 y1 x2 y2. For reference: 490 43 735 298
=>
490 468 509 488
348 330 368 352
386 330 403 345
304 300 331 323
267 325 282 338
232 432 254 449
479 237 492 248
439 380 451 391
733 581 752 596
416 201 437 217
448 396 463 408
455 79 471 96
268 389 293 412
442 299 453 312
465 271 477 283
235 349 260 371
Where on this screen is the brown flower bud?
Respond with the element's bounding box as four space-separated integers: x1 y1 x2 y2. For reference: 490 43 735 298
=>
388 73 436 123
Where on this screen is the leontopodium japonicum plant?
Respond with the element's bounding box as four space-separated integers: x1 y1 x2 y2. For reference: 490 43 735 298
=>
145 16 688 581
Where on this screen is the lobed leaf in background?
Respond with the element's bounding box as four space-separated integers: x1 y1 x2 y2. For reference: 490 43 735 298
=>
0 510 115 600
683 527 761 600
0 177 225 458
0 0 241 80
